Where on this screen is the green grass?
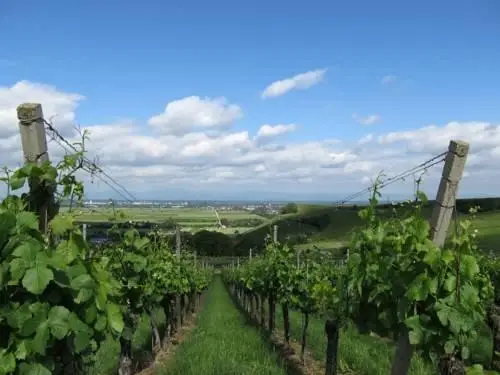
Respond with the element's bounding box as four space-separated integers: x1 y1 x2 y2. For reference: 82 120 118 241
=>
160 278 287 375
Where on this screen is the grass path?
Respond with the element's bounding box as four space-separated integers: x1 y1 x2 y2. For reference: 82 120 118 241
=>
159 277 288 375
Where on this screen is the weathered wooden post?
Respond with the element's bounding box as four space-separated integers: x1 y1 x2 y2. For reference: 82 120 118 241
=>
390 140 469 375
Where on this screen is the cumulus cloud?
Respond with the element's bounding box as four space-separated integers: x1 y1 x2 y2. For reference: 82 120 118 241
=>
2 80 499 200
255 124 297 145
148 96 243 135
261 69 327 99
0 80 84 138
352 113 381 125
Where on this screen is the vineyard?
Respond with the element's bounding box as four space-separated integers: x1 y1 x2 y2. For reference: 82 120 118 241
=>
1 103 500 375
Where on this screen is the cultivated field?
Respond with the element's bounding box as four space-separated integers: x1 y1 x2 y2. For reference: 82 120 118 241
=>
60 206 268 234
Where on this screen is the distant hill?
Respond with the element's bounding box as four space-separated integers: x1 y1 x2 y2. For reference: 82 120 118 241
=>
234 197 500 254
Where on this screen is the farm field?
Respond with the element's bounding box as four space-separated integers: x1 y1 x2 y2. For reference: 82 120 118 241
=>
60 206 268 234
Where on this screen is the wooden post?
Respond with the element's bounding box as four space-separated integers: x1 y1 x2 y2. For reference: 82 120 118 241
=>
17 103 53 233
390 139 469 375
273 225 278 243
175 226 182 331
429 140 469 247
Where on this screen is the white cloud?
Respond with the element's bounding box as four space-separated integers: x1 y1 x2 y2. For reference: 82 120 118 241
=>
358 134 374 145
256 124 296 138
381 75 397 85
352 113 381 125
255 124 297 144
148 96 243 135
1 80 499 200
261 69 327 99
0 80 84 138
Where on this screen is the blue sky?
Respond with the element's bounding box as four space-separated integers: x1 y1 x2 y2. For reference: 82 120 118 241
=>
1 0 500 200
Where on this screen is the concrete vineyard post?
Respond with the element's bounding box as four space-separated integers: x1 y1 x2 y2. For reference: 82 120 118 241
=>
249 248 252 259
82 223 87 241
390 140 469 375
273 225 278 243
17 103 53 233
429 140 469 247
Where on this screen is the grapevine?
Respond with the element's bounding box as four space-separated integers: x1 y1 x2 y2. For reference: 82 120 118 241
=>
224 181 495 375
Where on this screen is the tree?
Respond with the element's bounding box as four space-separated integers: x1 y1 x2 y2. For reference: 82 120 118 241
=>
280 202 298 214
192 230 233 256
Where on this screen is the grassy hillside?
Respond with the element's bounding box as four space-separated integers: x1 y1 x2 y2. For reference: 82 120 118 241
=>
235 201 500 254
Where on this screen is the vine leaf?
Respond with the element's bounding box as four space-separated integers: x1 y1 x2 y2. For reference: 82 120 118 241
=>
48 306 71 339
32 321 50 354
0 349 16 374
18 362 52 375
9 176 26 191
22 266 54 295
49 215 74 235
106 303 124 334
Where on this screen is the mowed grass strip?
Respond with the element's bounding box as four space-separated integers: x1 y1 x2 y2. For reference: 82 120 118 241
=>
160 277 288 375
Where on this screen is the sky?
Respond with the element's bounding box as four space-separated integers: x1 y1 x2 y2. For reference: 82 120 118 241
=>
1 0 499 201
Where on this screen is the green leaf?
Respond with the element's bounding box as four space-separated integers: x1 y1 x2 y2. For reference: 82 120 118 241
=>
6 303 32 329
408 329 422 345
0 349 16 374
71 274 94 290
13 241 42 263
466 364 484 375
73 330 91 353
49 215 74 235
54 239 80 265
106 303 124 334
444 339 456 354
18 363 51 375
10 258 28 281
15 340 28 360
94 315 107 331
48 306 70 339
75 288 93 304
84 304 98 324
22 266 54 295
31 321 50 355
16 212 39 230
442 250 455 265
461 255 480 278
444 275 456 292
461 346 470 360
9 176 26 190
